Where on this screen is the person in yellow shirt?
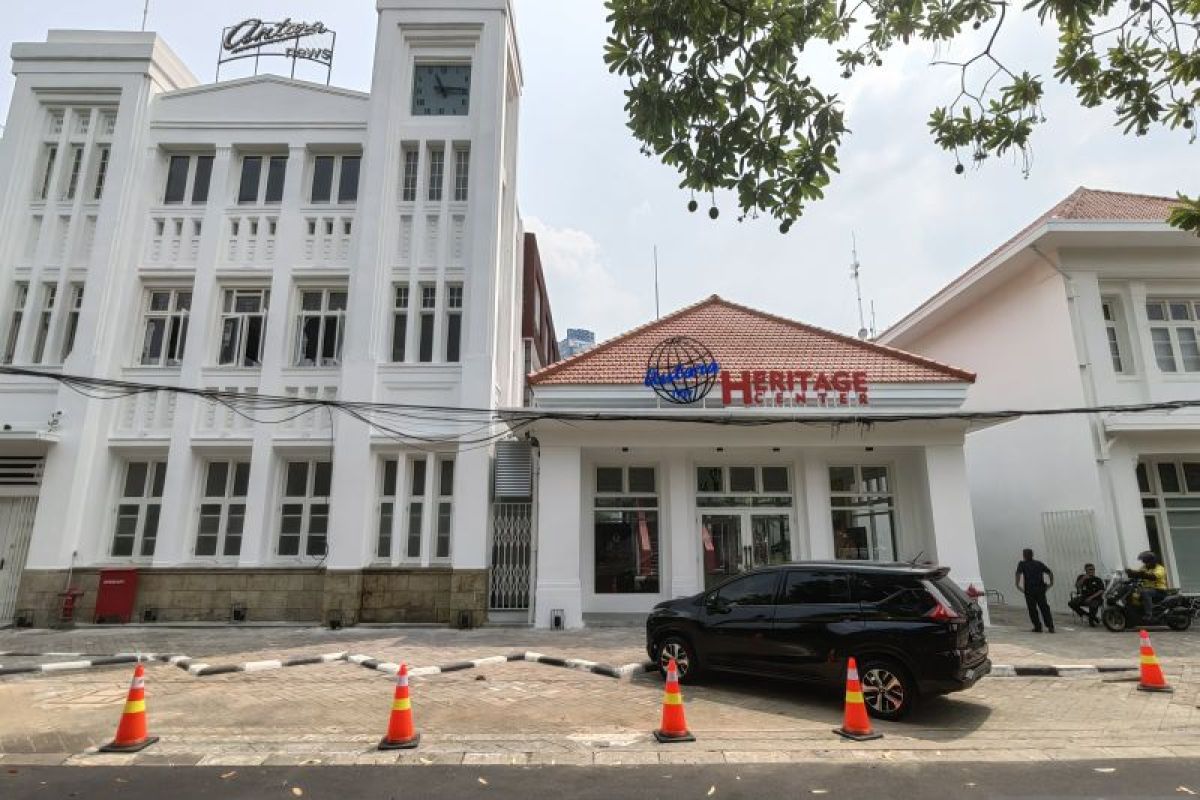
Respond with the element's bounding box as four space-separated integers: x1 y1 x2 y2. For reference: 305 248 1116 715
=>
1132 550 1168 620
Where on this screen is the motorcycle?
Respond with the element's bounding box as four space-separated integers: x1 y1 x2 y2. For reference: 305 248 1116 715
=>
1100 570 1192 632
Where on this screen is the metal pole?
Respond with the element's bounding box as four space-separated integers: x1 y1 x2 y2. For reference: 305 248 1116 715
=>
653 245 660 320
141 0 150 31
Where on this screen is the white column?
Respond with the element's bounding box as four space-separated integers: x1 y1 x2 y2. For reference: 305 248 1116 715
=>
666 452 698 598
534 444 583 628
923 444 988 618
1105 444 1145 574
791 453 811 560
804 455 834 560
451 446 490 570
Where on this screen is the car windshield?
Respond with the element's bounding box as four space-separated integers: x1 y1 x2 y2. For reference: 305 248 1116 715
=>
931 575 972 614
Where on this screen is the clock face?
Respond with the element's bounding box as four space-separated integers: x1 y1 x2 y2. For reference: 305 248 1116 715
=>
412 64 472 116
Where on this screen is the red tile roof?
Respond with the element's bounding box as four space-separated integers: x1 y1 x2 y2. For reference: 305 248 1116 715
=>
528 296 975 386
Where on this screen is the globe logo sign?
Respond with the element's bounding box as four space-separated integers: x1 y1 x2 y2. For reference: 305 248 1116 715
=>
643 336 720 404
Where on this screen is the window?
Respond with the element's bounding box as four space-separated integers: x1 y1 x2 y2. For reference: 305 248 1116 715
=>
30 283 56 364
401 147 419 202
139 288 191 366
38 145 58 201
829 465 897 561
1146 299 1200 373
377 458 398 560
3 283 29 364
310 154 361 204
445 284 462 362
435 457 454 559
217 288 269 367
695 466 792 508
196 460 249 557
852 574 934 616
111 460 166 558
60 283 83 361
594 466 659 594
163 154 214 204
780 571 850 604
406 456 426 559
427 146 444 202
92 146 110 201
64 146 84 200
714 572 779 606
1102 299 1127 373
391 285 409 362
238 154 287 204
293 288 347 367
453 147 469 202
278 460 331 557
418 284 436 363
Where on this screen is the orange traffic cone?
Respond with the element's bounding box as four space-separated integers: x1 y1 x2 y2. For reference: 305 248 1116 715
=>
1137 629 1173 693
99 662 158 752
378 662 420 750
833 657 882 741
653 657 695 743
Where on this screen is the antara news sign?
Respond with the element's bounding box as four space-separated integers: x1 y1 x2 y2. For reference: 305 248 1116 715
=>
217 18 337 83
642 336 869 407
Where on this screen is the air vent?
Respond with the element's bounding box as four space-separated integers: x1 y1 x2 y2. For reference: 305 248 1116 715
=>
0 456 44 488
493 441 532 498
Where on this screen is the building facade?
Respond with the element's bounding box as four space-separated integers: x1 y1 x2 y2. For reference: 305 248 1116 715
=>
558 328 594 359
0 1 533 626
879 188 1200 606
521 296 988 628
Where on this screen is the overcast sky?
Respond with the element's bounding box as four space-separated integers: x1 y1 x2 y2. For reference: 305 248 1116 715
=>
4 1 1194 343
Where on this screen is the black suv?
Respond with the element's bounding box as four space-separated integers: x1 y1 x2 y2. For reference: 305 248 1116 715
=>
645 561 990 720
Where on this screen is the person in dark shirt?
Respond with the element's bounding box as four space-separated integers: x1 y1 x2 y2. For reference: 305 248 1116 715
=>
1015 548 1055 633
1067 563 1106 627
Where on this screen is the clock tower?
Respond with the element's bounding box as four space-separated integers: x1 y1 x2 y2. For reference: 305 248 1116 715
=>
322 0 524 593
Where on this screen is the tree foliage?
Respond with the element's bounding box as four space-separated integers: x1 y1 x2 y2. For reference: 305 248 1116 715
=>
604 0 1200 234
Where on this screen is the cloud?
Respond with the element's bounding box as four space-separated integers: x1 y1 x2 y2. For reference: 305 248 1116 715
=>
524 216 647 343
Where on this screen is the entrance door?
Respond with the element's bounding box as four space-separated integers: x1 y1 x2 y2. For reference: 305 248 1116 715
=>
0 497 37 625
701 512 793 590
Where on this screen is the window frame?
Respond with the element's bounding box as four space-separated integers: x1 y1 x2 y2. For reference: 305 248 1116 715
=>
391 284 410 363
445 283 463 363
309 153 361 205
1101 297 1130 375
427 145 445 202
60 283 84 361
30 282 56 365
1145 298 1200 374
110 459 167 559
292 287 347 367
237 153 288 205
277 458 332 558
162 153 215 206
195 459 251 559
138 287 192 368
418 283 436 363
376 457 399 561
2 282 29 364
452 146 470 202
216 287 270 368
828 464 899 562
592 465 661 595
400 146 420 203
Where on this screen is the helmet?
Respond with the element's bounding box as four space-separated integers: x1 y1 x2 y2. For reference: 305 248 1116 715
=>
1138 550 1158 565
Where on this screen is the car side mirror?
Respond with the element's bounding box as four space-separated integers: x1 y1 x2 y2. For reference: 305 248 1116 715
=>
705 593 728 614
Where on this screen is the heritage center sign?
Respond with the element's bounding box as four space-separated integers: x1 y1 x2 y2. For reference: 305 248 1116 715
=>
643 337 869 407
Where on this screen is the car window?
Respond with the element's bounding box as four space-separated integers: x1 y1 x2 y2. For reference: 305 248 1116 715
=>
779 571 850 604
715 572 779 606
854 573 935 616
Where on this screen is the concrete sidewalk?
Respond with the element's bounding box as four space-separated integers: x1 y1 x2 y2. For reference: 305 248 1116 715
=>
1 615 1197 766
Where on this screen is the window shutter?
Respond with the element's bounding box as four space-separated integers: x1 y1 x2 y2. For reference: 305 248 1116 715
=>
494 441 532 498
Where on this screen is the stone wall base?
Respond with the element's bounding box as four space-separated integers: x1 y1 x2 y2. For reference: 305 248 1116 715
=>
14 567 490 628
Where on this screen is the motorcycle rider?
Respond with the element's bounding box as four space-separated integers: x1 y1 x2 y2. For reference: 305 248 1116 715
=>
1068 563 1105 627
1131 550 1168 621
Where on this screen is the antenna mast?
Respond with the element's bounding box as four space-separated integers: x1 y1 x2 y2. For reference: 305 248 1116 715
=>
141 0 150 31
850 233 868 339
653 245 660 320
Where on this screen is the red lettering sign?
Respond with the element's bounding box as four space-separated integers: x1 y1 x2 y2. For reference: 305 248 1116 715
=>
718 369 870 407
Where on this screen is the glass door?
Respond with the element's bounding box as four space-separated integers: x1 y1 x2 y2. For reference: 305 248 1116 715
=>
750 514 792 567
701 514 741 590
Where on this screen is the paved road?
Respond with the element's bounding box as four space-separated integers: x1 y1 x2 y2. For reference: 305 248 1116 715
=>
3 760 1198 799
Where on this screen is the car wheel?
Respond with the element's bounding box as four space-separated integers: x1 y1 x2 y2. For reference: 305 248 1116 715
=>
1166 611 1192 631
1102 607 1128 632
857 658 916 721
656 635 700 684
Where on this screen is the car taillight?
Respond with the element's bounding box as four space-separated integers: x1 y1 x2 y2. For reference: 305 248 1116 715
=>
925 602 963 622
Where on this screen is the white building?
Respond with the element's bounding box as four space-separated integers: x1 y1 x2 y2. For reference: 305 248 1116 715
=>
521 295 988 628
879 188 1200 607
0 1 535 626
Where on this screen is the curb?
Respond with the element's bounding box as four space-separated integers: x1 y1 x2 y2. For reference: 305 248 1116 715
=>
988 664 1137 677
0 653 159 676
342 651 657 681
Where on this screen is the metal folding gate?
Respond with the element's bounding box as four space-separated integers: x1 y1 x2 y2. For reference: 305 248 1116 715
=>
489 502 532 611
0 497 37 625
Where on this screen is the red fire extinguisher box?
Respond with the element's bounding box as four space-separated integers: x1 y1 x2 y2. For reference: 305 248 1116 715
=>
94 568 139 624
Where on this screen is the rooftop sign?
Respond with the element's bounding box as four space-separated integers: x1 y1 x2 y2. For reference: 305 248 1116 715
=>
216 18 336 84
